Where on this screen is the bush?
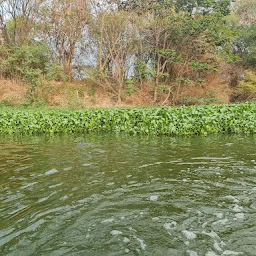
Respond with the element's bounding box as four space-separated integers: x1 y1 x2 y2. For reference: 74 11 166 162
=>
0 44 49 86
235 25 256 67
236 70 256 101
45 63 68 82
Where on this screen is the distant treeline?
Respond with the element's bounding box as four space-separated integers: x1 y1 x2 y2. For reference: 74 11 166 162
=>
0 0 256 104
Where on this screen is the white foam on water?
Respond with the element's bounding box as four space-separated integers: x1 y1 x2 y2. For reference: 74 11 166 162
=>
184 241 190 246
233 204 243 212
202 230 221 241
21 182 38 189
235 213 245 219
197 210 202 216
224 196 239 203
9 205 28 215
61 195 68 200
123 237 130 243
45 168 58 175
101 218 114 224
214 212 224 219
125 248 130 253
82 163 92 167
110 230 123 235
214 240 224 252
212 219 229 226
63 167 72 171
205 251 219 256
49 183 63 189
106 182 115 186
15 166 31 172
135 237 146 250
128 227 137 232
182 230 197 240
222 250 244 255
163 221 177 230
187 250 198 256
149 195 158 201
139 163 154 168
37 192 56 203
202 222 208 228
152 217 160 222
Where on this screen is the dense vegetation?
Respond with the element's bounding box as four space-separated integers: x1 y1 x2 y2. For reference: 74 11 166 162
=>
0 0 256 106
0 103 255 135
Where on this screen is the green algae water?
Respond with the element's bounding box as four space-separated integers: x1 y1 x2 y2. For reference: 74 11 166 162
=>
0 134 256 256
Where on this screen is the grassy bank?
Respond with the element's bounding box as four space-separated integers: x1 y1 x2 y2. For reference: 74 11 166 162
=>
0 103 255 135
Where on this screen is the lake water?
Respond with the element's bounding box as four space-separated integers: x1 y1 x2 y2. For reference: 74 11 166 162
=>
0 134 256 256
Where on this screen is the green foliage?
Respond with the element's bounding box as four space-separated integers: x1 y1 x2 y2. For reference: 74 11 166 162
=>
0 43 70 88
124 79 138 96
118 0 231 16
236 25 256 67
218 48 241 64
0 103 255 135
0 0 247 106
139 11 234 92
178 92 223 105
0 44 49 86
175 0 231 16
6 16 33 45
45 63 68 82
236 70 256 100
0 100 12 107
24 68 42 88
191 60 210 73
177 77 194 85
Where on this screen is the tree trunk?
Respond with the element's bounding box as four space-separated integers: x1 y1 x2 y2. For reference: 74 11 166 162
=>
0 15 10 44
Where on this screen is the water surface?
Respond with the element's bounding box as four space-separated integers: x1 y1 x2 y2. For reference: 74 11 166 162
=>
0 134 256 256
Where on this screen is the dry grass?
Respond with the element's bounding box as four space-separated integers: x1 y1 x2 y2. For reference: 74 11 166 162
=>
0 75 232 108
0 79 28 105
178 74 231 104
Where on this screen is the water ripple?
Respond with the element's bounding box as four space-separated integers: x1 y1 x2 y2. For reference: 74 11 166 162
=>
1 134 256 255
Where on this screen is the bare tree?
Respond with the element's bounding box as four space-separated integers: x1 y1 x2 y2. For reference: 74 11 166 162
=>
38 0 90 81
0 0 39 45
88 10 140 102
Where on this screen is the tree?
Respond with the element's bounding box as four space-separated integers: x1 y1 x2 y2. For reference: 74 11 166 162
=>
175 0 231 16
88 9 140 102
233 0 256 67
0 0 39 45
38 0 90 81
113 0 231 16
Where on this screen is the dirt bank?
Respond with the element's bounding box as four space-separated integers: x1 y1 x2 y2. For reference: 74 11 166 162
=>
0 76 232 108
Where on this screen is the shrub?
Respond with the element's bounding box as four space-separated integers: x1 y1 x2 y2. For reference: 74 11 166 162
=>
0 44 48 86
236 70 256 101
45 63 68 82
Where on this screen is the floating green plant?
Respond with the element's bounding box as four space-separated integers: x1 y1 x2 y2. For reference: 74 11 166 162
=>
0 103 255 135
